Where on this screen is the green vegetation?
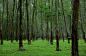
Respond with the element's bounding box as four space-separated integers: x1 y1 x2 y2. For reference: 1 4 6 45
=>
0 40 86 56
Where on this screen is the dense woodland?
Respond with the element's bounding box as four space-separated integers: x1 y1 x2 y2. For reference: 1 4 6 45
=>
0 0 86 56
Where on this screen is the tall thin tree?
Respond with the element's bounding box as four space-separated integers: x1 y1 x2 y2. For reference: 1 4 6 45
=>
0 7 3 45
71 0 79 56
26 0 31 44
11 0 15 43
55 0 61 51
6 0 9 41
19 0 25 51
50 0 53 45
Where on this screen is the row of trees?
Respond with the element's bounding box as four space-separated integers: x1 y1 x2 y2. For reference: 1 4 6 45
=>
0 0 86 56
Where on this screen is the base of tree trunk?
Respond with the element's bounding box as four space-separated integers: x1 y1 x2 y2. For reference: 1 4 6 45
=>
36 37 38 40
11 39 13 43
18 46 25 51
28 41 31 44
56 49 61 51
85 39 86 43
50 42 53 45
16 40 18 42
18 49 25 51
1 42 3 45
68 40 70 43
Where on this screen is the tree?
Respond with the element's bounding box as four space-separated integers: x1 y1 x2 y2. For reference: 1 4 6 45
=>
32 0 35 41
15 0 18 42
6 0 9 41
26 0 31 44
11 0 15 43
55 0 61 51
50 0 53 45
71 0 79 56
41 0 44 40
19 0 25 51
0 7 3 45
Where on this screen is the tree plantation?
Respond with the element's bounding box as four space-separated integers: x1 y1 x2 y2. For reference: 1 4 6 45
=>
0 0 86 56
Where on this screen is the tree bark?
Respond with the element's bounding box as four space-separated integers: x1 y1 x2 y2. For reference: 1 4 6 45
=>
16 0 18 42
72 0 79 56
19 0 25 51
11 0 15 43
50 0 53 45
55 0 61 51
6 0 9 41
32 0 35 41
26 0 31 44
0 8 3 45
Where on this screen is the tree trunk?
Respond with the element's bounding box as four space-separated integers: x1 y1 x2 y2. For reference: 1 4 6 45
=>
32 0 35 41
6 0 9 41
61 0 68 40
35 0 38 40
55 0 61 51
71 0 79 56
19 0 25 51
26 0 31 44
11 0 15 43
50 0 53 45
0 8 3 45
16 0 18 42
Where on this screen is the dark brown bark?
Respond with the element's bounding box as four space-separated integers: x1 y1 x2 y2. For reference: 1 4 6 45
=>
26 0 31 44
55 0 61 51
0 8 3 45
11 0 15 43
16 0 18 42
19 0 25 51
50 0 53 45
72 0 79 56
6 0 9 41
83 0 86 43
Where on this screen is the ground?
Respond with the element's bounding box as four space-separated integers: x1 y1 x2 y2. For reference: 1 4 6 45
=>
0 39 86 56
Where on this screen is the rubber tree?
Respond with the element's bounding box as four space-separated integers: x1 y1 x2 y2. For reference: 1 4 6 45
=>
71 0 79 56
32 0 35 41
19 0 25 51
11 0 15 43
50 0 53 45
26 0 31 44
15 0 18 42
55 0 61 51
6 0 9 41
0 7 3 45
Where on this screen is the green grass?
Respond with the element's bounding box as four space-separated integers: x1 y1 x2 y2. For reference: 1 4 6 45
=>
0 39 86 56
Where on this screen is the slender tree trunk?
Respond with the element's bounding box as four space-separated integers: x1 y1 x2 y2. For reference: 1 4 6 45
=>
11 0 15 43
55 0 61 51
19 0 25 51
6 0 9 41
72 0 79 56
26 0 31 44
61 0 67 40
16 0 18 42
50 0 53 45
83 0 86 43
40 0 44 40
46 17 49 41
0 8 3 45
35 0 38 40
32 0 35 41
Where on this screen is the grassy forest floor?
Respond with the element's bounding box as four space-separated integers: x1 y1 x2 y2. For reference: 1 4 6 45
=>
0 39 86 56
